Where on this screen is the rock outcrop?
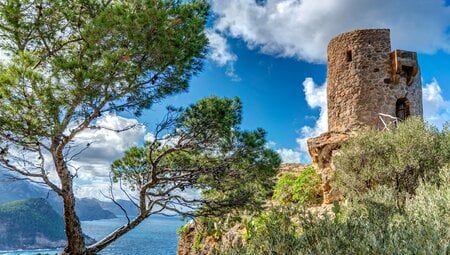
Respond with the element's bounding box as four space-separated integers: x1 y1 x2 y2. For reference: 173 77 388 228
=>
277 163 311 175
307 131 354 204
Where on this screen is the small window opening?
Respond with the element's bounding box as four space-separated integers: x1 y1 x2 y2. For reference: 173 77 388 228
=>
401 65 414 85
346 50 352 62
396 98 410 121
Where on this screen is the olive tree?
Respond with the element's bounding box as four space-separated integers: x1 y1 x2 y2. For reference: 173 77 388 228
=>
0 0 209 254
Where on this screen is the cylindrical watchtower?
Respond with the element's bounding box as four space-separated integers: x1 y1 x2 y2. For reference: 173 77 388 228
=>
326 29 422 132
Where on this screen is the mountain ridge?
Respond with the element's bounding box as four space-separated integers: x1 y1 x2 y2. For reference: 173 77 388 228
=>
0 173 130 220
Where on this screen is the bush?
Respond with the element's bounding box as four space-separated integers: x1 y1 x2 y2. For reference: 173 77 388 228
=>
297 168 450 254
215 207 301 255
334 118 449 206
216 118 450 254
272 167 322 206
217 168 450 254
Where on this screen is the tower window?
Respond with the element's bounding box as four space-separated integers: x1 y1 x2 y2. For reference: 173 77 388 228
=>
396 98 410 121
346 50 352 62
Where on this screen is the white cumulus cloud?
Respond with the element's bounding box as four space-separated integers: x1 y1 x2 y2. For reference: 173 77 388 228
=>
422 78 450 127
206 29 237 66
206 29 241 81
276 78 327 164
68 113 146 200
296 78 327 161
276 148 301 163
210 0 450 63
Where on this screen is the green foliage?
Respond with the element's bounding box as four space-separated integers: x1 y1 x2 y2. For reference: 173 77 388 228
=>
296 170 450 255
216 118 450 254
0 0 209 145
241 208 300 253
0 0 209 252
193 229 204 251
217 168 450 254
112 97 281 216
176 224 191 236
273 167 322 206
334 118 449 205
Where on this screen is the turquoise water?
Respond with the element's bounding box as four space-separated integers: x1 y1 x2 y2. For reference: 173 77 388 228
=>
0 215 187 255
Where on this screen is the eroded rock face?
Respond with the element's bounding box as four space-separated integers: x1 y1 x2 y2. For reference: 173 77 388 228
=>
177 223 196 255
307 131 354 204
278 163 311 175
177 223 218 255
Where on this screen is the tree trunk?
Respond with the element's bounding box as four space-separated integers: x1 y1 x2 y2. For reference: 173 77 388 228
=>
61 183 88 255
54 150 89 255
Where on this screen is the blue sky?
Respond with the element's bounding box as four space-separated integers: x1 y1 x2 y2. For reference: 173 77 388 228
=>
61 0 450 199
139 0 450 163
146 39 327 150
13 0 448 199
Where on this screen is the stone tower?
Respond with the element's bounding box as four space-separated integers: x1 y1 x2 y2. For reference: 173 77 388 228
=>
327 29 422 132
308 29 423 204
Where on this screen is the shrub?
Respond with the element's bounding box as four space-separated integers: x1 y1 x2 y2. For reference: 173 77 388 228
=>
272 167 322 206
215 207 301 255
297 168 450 254
334 117 449 206
216 118 450 254
217 168 450 254
176 224 191 236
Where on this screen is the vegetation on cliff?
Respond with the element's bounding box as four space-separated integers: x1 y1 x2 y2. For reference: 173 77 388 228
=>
0 198 66 250
272 167 322 206
180 118 450 254
217 170 449 254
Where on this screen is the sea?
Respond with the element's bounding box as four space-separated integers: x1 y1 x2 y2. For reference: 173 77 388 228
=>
0 215 187 255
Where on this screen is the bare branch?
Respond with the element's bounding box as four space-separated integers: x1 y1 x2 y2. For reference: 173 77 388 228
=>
101 173 131 224
0 158 44 178
87 123 139 133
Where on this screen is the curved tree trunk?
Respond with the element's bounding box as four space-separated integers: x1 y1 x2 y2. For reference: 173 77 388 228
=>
86 191 149 254
86 215 146 254
53 150 88 255
61 181 87 255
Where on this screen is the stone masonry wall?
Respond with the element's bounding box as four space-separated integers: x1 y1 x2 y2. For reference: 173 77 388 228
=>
327 29 422 132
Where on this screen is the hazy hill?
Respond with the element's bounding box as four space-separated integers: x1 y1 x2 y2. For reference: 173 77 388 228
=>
49 197 116 221
0 198 66 250
98 199 139 217
0 174 116 220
